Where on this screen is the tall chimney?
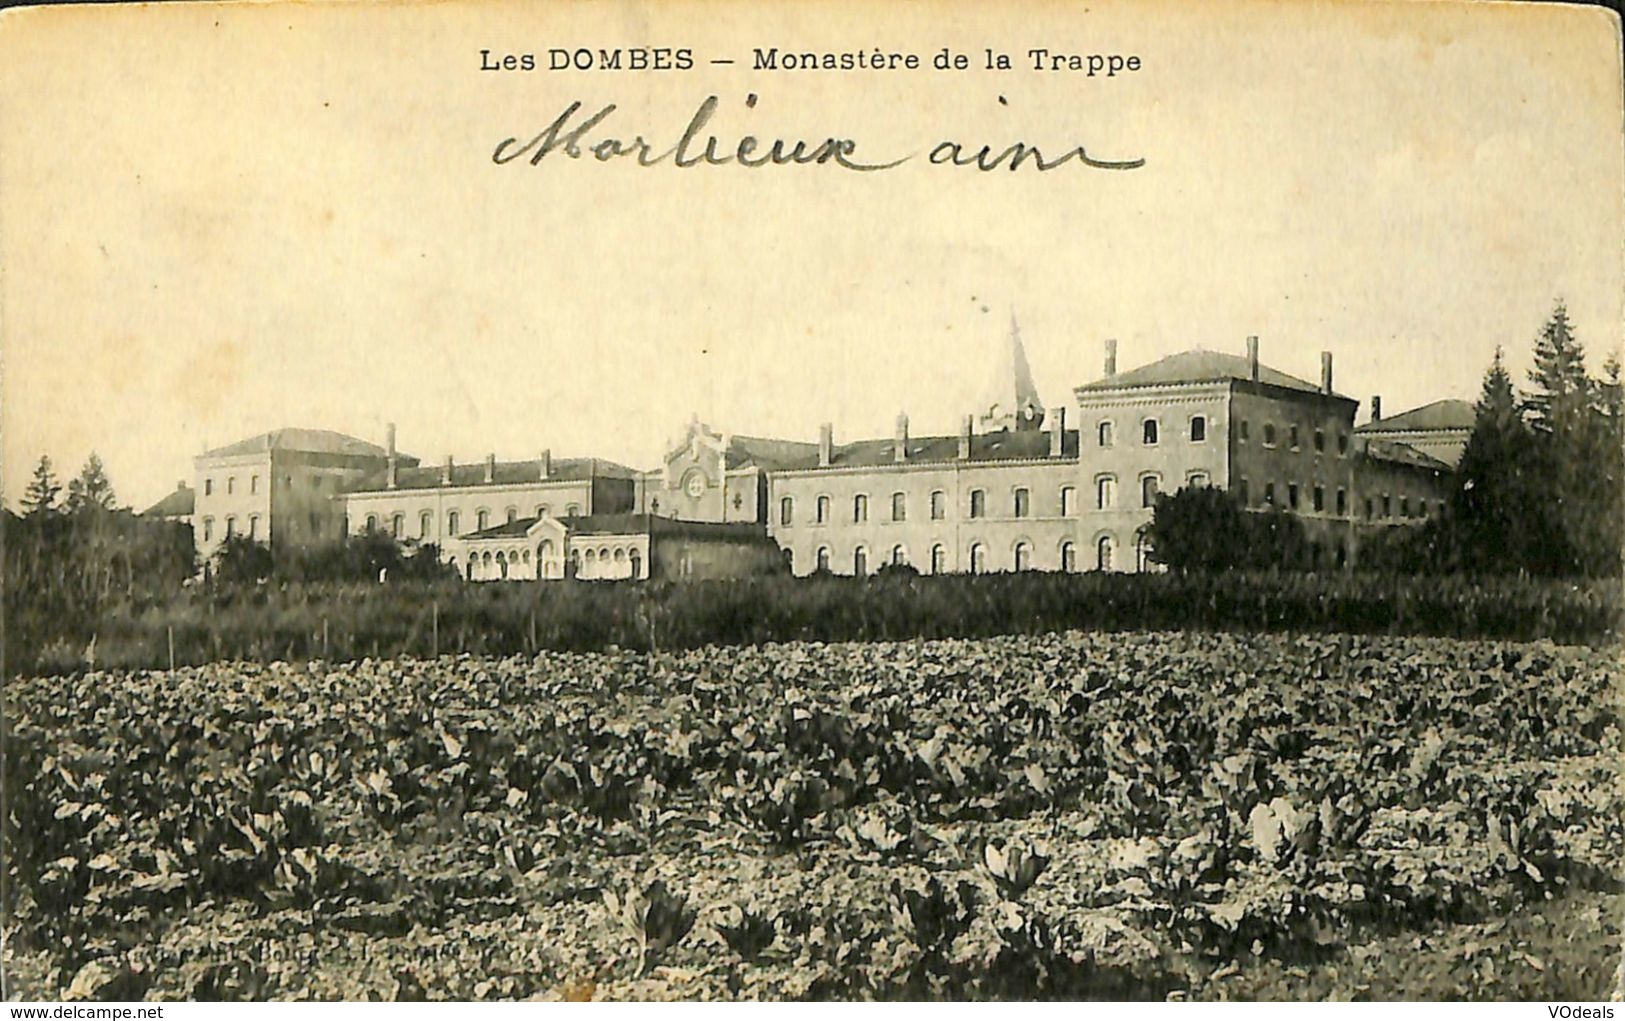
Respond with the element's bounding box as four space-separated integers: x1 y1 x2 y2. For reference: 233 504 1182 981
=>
818 423 833 467
1246 336 1260 382
1104 339 1118 377
1320 351 1334 395
484 453 496 483
893 413 908 463
958 415 973 460
442 455 453 486
385 423 398 489
539 448 551 480
1371 395 1383 423
1049 406 1066 457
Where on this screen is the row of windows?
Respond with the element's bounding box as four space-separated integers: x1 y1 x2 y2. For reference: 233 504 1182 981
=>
783 486 1077 527
1236 420 1350 456
1093 416 1207 448
203 473 326 497
457 540 643 580
1089 415 1353 456
358 502 582 539
808 539 1083 575
1231 479 1437 520
804 534 1152 575
200 514 261 542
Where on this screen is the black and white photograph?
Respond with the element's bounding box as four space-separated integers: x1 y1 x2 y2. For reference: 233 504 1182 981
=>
1 0 1622 1004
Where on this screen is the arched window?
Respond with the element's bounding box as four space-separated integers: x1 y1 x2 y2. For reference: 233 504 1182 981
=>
891 544 907 566
1140 475 1160 508
476 509 490 530
505 506 518 524
1098 421 1114 447
930 490 946 520
535 505 547 519
853 494 868 523
1314 429 1325 453
780 496 793 526
816 495 831 524
853 546 868 575
1013 488 1030 518
1096 476 1116 510
364 514 377 532
930 544 946 574
1060 541 1076 573
1135 528 1153 572
584 549 597 577
447 510 460 536
816 546 831 572
1190 415 1207 442
420 510 433 538
497 552 508 579
466 559 476 581
566 504 580 517
1061 486 1077 516
1096 535 1115 571
1013 541 1032 571
1238 478 1251 505
1142 419 1159 445
522 549 531 564
969 543 986 574
227 476 236 495
1188 472 1210 489
969 489 986 519
891 492 906 522
567 549 580 577
202 517 214 542
1263 423 1277 447
629 549 642 579
539 539 554 577
391 513 405 537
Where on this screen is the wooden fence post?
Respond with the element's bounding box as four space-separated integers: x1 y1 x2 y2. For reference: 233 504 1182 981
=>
167 625 175 673
432 601 439 659
322 618 329 660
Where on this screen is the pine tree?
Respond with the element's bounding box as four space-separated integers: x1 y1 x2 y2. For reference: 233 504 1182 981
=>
65 453 117 514
1453 347 1557 574
1525 301 1589 436
21 455 62 516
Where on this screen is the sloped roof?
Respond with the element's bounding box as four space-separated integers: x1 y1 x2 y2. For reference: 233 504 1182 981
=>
783 428 1079 471
349 457 638 493
1077 350 1340 398
461 516 548 540
142 485 194 518
202 429 401 460
1361 438 1452 471
1355 399 1475 434
724 435 822 471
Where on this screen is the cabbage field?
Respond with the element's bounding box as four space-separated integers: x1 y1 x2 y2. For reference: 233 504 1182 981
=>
5 631 1623 1000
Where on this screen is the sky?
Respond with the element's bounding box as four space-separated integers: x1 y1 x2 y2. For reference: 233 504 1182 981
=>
1 0 1620 510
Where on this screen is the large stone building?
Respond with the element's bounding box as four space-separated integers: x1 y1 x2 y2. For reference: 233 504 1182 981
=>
191 428 410 562
170 322 1468 578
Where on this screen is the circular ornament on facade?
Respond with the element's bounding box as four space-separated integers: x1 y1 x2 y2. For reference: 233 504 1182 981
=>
684 471 707 499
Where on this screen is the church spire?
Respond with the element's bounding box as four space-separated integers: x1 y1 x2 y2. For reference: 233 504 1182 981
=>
977 308 1045 432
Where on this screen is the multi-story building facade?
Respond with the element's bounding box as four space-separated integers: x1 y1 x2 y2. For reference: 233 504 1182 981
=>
170 322 1466 578
339 445 637 547
192 428 409 562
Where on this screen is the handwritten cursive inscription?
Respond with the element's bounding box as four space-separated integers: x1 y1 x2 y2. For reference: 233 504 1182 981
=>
491 94 1145 173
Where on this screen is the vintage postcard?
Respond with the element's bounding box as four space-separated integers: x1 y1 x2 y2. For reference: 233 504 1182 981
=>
1 0 1622 1005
